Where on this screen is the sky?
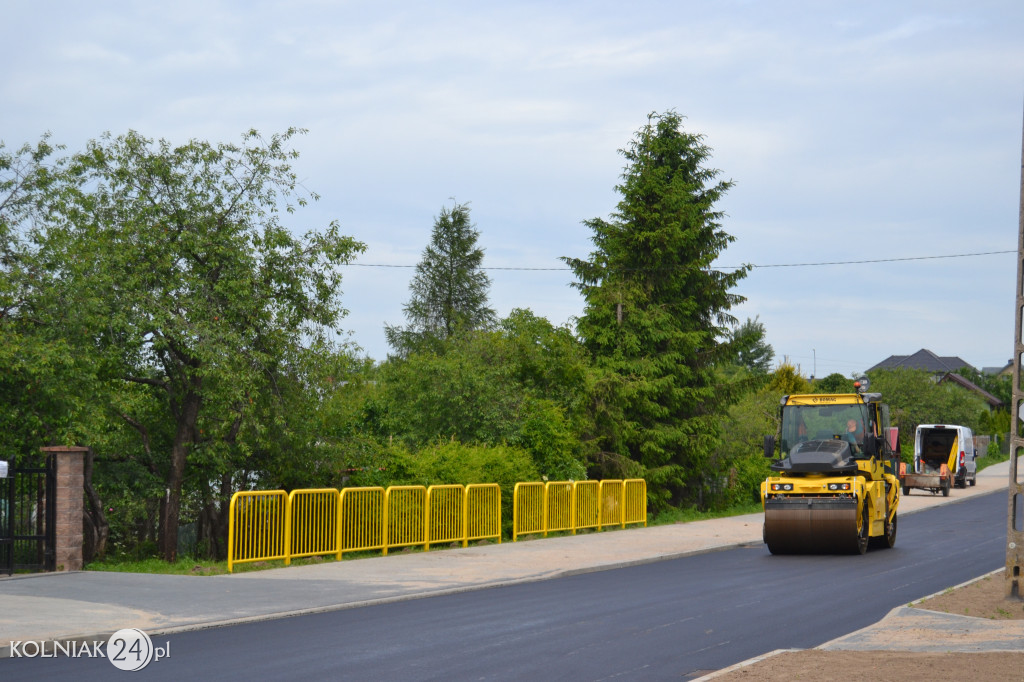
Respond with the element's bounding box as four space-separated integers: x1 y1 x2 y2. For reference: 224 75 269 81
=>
5 1 1023 377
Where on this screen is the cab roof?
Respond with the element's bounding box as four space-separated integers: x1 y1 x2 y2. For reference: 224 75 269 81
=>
780 393 883 407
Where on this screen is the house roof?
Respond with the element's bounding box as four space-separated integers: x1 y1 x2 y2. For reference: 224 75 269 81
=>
867 348 976 374
939 372 1004 408
982 360 1013 377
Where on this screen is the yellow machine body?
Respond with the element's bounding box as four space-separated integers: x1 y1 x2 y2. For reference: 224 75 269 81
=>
760 390 900 555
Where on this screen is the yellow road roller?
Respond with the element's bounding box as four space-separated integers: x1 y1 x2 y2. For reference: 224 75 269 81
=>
760 378 900 554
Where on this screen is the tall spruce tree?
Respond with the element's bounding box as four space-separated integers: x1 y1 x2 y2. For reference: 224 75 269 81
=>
563 111 750 509
385 202 495 356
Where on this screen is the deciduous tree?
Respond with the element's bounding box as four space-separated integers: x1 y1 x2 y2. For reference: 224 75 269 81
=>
35 129 364 560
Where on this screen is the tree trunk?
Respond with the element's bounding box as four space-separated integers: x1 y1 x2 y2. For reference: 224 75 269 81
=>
158 390 201 562
81 449 109 563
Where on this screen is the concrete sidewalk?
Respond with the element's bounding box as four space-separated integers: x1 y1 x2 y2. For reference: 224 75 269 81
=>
1 458 1021 660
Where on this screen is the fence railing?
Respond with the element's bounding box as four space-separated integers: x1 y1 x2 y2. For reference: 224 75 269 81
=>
227 490 288 573
512 481 545 541
513 478 647 541
464 483 501 546
339 487 385 558
386 485 427 555
228 478 645 572
287 488 339 563
426 484 463 550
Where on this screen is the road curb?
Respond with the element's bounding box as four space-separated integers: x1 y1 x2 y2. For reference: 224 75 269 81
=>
691 648 803 680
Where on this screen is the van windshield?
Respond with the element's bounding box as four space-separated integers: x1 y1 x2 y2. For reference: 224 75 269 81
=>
781 404 871 455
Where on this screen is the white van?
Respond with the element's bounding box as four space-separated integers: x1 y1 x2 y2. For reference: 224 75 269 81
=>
914 424 977 489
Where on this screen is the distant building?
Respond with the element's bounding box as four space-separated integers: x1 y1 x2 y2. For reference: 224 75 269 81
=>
866 348 974 374
981 360 1013 377
867 348 1002 409
937 372 1003 409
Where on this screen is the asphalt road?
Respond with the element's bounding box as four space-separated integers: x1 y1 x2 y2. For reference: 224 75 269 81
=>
5 490 1008 680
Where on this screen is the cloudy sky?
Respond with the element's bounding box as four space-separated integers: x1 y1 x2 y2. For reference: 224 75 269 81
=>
5 1 1023 377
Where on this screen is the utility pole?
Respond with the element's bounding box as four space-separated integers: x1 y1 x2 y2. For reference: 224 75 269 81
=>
1008 103 1024 600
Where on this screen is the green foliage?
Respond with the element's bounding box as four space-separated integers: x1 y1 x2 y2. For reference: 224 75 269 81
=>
385 201 495 356
956 366 1011 406
866 368 987 456
767 363 811 395
0 136 101 456
728 316 775 375
813 373 854 394
707 366 792 509
408 439 540 486
978 408 1010 443
379 332 523 445
407 439 540 537
956 366 1011 444
563 111 749 509
10 128 365 560
376 310 594 480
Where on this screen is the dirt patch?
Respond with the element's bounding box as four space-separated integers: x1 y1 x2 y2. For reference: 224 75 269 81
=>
707 650 1024 681
707 572 1024 681
908 571 1024 620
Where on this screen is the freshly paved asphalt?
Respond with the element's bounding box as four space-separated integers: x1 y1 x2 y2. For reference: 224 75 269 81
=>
1 458 1022 670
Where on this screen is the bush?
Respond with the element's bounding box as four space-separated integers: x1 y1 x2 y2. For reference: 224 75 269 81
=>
409 440 540 538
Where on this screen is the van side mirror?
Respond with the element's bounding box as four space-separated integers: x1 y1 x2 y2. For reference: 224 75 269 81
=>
763 435 776 458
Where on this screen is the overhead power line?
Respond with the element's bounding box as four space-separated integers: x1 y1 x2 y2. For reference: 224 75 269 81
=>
741 250 1015 269
345 250 1015 272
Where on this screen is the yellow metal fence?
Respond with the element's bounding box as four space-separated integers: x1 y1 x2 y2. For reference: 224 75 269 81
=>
426 484 464 550
287 488 339 564
227 490 288 573
229 478 644 572
465 484 502 546
512 478 647 541
339 486 385 557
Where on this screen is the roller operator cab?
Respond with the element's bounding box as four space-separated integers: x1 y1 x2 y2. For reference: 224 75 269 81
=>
760 379 900 555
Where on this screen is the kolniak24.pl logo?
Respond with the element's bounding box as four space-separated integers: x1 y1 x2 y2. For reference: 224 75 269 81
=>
10 628 170 671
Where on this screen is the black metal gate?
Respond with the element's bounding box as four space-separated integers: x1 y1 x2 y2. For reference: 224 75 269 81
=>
1 454 56 575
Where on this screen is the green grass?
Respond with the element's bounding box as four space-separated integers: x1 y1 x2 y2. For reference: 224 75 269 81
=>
84 553 347 576
86 555 231 575
649 500 763 526
83 543 496 576
977 451 1010 473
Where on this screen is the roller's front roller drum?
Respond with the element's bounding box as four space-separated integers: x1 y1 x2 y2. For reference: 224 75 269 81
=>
763 497 863 554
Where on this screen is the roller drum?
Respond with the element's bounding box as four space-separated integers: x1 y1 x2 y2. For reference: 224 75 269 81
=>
763 497 860 554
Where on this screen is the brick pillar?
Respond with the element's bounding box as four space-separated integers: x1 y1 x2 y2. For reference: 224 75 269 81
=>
40 446 88 572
